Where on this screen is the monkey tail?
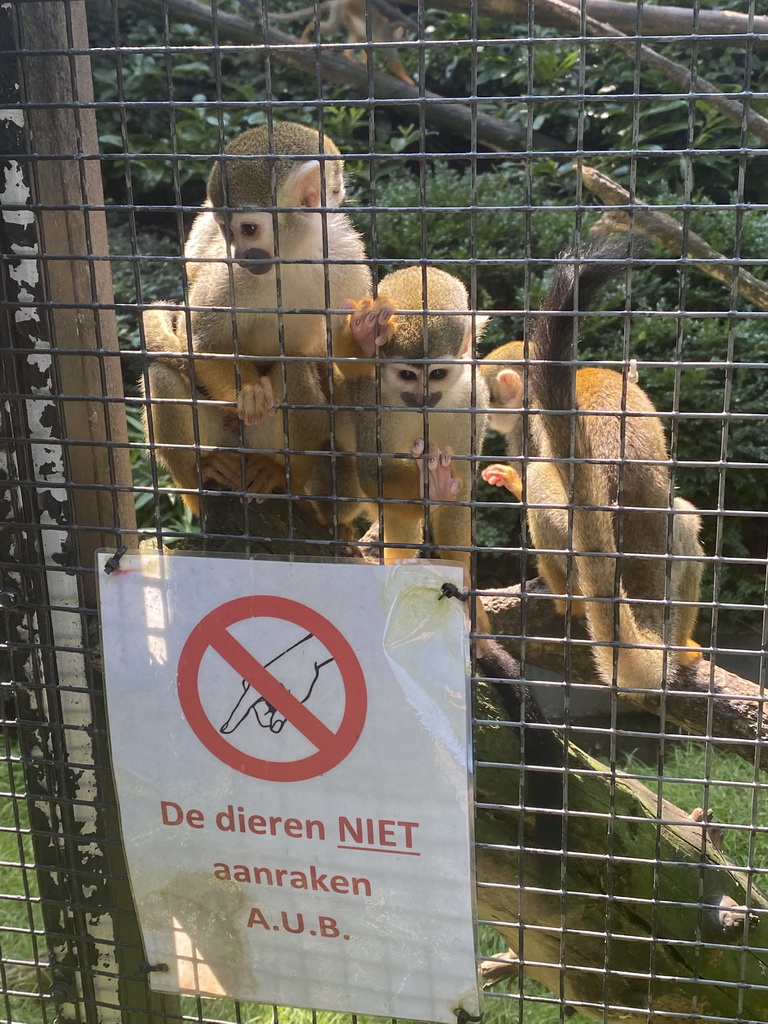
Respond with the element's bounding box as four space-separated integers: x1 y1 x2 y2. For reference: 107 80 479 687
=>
476 640 563 852
528 238 631 461
140 303 200 383
141 303 185 354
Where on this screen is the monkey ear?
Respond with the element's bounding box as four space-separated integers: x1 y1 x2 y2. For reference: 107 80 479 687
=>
497 368 524 408
459 313 492 356
282 159 324 209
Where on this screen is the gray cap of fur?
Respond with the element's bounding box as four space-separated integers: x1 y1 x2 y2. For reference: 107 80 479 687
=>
379 266 471 360
207 122 342 209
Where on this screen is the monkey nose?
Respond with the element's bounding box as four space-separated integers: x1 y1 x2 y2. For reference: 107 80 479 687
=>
239 248 273 275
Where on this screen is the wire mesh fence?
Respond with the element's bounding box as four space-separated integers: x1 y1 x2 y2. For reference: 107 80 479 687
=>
1 1 767 1022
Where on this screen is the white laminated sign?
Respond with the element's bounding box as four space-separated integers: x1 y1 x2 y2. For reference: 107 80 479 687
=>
97 552 480 1023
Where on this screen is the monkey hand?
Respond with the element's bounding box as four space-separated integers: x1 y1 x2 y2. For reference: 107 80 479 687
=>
412 440 462 501
482 462 523 500
199 451 243 487
342 296 398 357
198 451 285 503
237 376 277 426
241 454 286 502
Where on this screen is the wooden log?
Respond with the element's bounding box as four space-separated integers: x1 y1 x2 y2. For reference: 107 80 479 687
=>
17 0 136 603
482 579 768 773
474 679 768 1021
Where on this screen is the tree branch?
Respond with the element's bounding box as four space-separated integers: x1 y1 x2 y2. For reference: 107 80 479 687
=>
482 579 768 773
186 489 368 560
581 164 768 310
146 0 561 152
538 0 768 144
475 681 768 1021
401 0 768 53
406 0 768 141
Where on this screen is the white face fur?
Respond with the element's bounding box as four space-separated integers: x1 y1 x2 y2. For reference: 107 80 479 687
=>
216 158 346 274
216 209 277 275
381 359 472 410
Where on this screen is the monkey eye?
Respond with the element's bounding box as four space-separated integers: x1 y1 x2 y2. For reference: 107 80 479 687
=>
429 368 448 381
241 222 260 238
398 369 419 383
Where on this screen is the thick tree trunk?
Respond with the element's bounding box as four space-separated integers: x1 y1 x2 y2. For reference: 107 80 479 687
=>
475 680 768 1021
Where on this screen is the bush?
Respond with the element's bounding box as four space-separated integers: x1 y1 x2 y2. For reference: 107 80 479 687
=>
90 1 767 613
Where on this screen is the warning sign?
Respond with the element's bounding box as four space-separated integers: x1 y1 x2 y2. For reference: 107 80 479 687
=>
98 553 479 1024
177 596 366 782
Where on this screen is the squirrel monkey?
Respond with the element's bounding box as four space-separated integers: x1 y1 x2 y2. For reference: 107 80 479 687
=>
481 244 704 689
142 121 371 514
323 266 489 573
269 0 417 85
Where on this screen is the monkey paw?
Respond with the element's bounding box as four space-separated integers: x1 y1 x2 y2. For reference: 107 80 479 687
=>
412 439 462 501
200 452 285 503
342 296 397 357
238 377 277 426
481 462 523 500
242 455 286 503
677 639 702 668
200 451 240 487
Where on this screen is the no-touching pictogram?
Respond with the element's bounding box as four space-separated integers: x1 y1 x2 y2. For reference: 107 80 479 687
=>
177 596 367 782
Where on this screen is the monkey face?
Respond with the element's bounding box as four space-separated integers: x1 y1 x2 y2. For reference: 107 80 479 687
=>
382 361 469 409
210 150 348 277
215 211 275 275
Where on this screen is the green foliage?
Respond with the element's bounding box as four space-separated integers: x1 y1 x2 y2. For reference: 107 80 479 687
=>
90 0 767 608
361 161 579 300
126 407 197 539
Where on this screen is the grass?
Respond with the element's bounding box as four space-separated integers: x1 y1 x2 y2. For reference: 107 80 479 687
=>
1 740 765 1024
0 741 51 1024
619 741 768 872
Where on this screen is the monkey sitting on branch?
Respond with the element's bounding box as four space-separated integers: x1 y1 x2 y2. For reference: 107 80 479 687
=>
312 265 490 574
269 0 417 85
141 121 372 516
481 242 704 689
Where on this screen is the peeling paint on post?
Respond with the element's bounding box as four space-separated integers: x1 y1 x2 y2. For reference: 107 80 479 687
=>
1 3 169 1023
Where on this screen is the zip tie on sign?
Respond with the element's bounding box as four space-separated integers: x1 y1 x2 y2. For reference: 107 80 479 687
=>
137 961 169 976
455 1009 483 1023
103 545 127 574
439 582 470 603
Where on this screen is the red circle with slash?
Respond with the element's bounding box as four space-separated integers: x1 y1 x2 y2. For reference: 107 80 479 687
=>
177 596 367 782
